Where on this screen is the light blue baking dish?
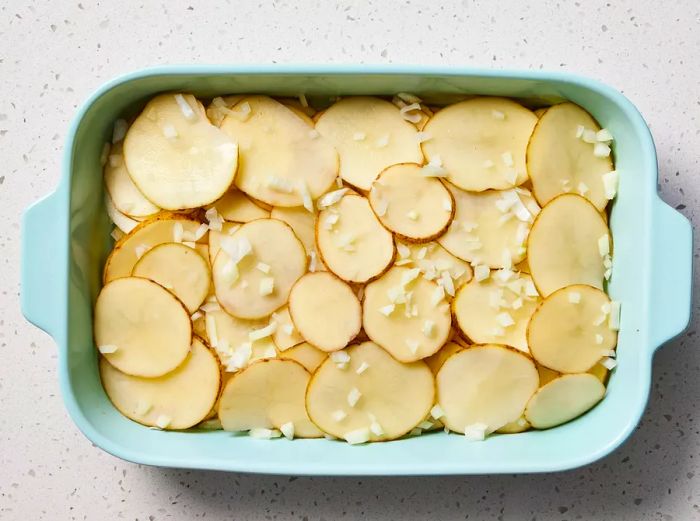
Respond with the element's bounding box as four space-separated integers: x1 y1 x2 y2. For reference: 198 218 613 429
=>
20 65 692 475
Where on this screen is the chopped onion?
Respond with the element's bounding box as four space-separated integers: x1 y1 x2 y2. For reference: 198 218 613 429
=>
134 244 149 260
378 304 395 317
280 421 295 440
430 404 445 420
596 128 613 142
266 175 295 194
258 277 275 296
330 350 350 369
582 129 597 143
308 251 318 272
600 357 617 370
249 321 277 341
430 285 445 306
577 181 589 195
249 428 282 439
190 310 203 321
491 109 506 120
317 188 348 209
593 142 611 157
474 265 490 282
356 361 369 374
422 320 435 338
174 94 195 120
603 170 618 200
396 92 422 104
416 131 432 143
496 312 515 327
369 420 384 436
98 344 118 354
399 102 423 123
598 234 610 257
608 301 621 331
501 151 514 167
463 422 488 441
421 156 448 177
575 124 585 138
595 334 604 345
256 262 271 274
155 415 172 429
568 291 581 304
405 338 420 354
344 427 370 445
375 134 390 148
205 313 219 347
439 270 455 296
406 209 419 220
347 387 362 407
373 196 388 217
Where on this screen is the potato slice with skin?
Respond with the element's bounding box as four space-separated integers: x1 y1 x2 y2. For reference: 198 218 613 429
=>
132 242 211 314
95 277 192 377
315 97 424 191
270 205 327 271
528 285 617 373
271 305 304 351
362 267 452 362
422 97 538 191
279 342 327 372
452 272 540 353
424 341 463 374
99 338 219 430
527 102 613 211
306 341 434 442
213 219 307 319
396 241 473 290
123 93 238 210
525 373 605 429
527 194 609 296
316 194 395 283
289 272 361 352
104 142 160 218
218 359 322 438
210 190 270 223
368 163 454 242
437 344 539 434
220 96 338 207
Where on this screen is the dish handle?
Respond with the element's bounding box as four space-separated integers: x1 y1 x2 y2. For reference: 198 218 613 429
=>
649 198 693 350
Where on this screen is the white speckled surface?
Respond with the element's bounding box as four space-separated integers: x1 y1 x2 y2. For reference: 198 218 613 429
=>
1 0 699 519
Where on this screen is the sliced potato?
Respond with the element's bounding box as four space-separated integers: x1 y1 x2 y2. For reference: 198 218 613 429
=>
220 95 338 206
289 272 361 352
452 272 539 353
315 96 423 191
422 97 538 191
94 277 192 377
527 194 609 296
362 267 452 362
270 205 327 271
279 342 327 372
123 93 238 210
218 359 322 438
271 305 304 351
527 103 613 211
100 338 219 430
305 341 434 441
104 142 160 218
437 344 539 434
105 194 140 234
213 219 307 319
316 194 394 283
528 284 617 373
395 241 473 290
204 309 277 370
424 341 463 374
496 416 531 434
368 163 454 242
525 373 605 429
211 190 270 222
206 95 245 127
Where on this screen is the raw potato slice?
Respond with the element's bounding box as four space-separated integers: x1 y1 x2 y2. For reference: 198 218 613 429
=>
123 93 238 210
104 142 160 218
437 344 539 434
424 341 463 374
211 190 270 222
105 194 139 234
279 342 327 372
213 219 307 319
206 95 245 127
527 194 609 296
527 102 614 211
208 221 241 266
132 242 211 313
438 185 535 268
528 285 617 373
422 98 538 191
94 277 192 377
204 310 277 371
452 272 539 353
220 96 338 206
100 338 219 430
271 306 304 351
305 341 434 441
289 272 361 352
496 416 531 434
270 205 327 271
218 359 322 438
315 97 423 191
369 163 454 242
525 373 605 429
396 241 473 290
316 194 394 283
362 267 452 362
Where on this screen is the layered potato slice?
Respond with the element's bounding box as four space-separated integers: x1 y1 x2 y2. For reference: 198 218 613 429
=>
395 241 473 291
279 342 327 372
123 93 239 210
205 95 245 127
210 190 270 222
104 142 160 218
219 95 338 207
424 341 463 374
94 277 192 377
271 305 305 351
105 194 140 234
270 205 326 271
315 96 423 191
422 97 538 191
305 341 434 442
100 338 220 430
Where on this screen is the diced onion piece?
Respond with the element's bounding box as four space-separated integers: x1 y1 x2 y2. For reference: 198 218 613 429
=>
501 151 514 167
98 344 118 354
416 131 432 143
134 400 152 416
600 357 617 370
430 404 445 420
266 175 296 194
405 338 420 354
155 415 172 429
256 262 271 274
582 129 597 143
463 422 488 441
575 125 585 138
430 285 445 306
280 421 295 440
593 142 611 157
332 409 347 422
347 387 362 407
317 188 349 209
249 321 277 341
376 134 390 148
568 291 581 304
174 94 195 120
595 334 604 344
330 350 350 369
577 182 589 195
378 304 395 316
598 235 610 257
596 128 613 142
602 170 619 200
259 277 274 296
496 312 515 327
608 301 621 330
491 110 506 120
356 361 369 374
369 419 385 436
344 427 370 445
474 265 490 282
422 319 435 337
249 428 282 439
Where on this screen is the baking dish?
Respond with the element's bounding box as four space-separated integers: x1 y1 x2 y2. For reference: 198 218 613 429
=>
20 65 692 475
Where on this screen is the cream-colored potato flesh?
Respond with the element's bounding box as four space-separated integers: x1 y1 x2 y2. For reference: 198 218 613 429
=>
123 93 238 210
271 305 304 351
279 342 327 372
219 95 338 206
528 284 617 373
396 241 473 290
213 219 307 319
422 97 538 191
218 359 322 438
369 163 454 242
270 205 327 271
104 142 160 218
315 96 423 191
94 277 192 377
100 338 219 430
316 194 394 283
362 267 452 362
525 373 605 429
204 309 277 369
211 190 270 222
289 272 361 352
527 194 609 296
437 344 539 434
132 242 211 313
305 341 434 441
527 103 613 211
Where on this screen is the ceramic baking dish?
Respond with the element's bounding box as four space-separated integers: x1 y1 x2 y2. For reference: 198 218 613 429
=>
20 66 692 475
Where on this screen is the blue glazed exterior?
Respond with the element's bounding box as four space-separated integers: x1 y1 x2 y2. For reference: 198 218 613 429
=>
20 66 693 475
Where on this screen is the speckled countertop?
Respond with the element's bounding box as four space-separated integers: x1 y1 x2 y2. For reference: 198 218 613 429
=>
1 1 699 519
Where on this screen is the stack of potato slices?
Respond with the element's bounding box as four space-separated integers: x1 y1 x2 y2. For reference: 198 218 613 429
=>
96 93 620 443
